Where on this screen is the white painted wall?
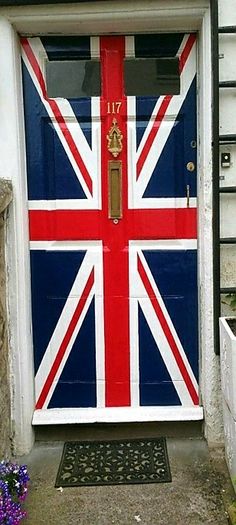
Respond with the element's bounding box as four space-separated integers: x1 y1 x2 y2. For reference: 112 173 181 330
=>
218 0 236 318
196 7 223 446
0 19 35 455
0 0 225 452
218 0 236 485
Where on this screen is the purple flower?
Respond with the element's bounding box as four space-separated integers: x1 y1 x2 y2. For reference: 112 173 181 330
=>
0 462 29 524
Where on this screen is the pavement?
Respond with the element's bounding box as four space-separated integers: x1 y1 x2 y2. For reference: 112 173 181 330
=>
19 425 236 525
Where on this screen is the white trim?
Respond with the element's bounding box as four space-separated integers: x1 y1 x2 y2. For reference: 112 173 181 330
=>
32 405 204 425
30 240 102 250
29 240 198 251
197 8 223 444
133 198 197 209
127 95 136 208
130 239 197 250
28 199 100 210
125 36 135 58
0 1 208 35
28 197 197 210
129 298 140 408
176 34 190 56
0 2 219 453
90 36 100 59
94 248 105 409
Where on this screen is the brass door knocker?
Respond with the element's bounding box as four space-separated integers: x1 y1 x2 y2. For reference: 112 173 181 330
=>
107 119 123 158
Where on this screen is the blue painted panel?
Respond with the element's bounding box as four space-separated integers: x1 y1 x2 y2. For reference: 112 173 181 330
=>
30 250 86 373
139 249 198 406
146 116 184 197
22 62 48 200
135 34 185 58
41 36 91 61
22 62 91 200
141 250 198 379
136 97 159 148
48 299 96 408
139 306 181 406
182 78 197 196
68 100 92 147
138 77 197 198
43 118 91 200
31 249 96 408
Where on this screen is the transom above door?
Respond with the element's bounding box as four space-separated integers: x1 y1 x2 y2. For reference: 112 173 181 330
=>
21 33 201 423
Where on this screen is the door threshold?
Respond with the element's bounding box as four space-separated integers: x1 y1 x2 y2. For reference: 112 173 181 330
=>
32 406 203 425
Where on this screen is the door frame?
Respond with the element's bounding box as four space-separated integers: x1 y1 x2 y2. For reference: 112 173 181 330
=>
0 0 220 454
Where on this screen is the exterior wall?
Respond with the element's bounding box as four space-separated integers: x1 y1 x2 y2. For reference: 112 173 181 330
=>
218 0 236 483
198 7 223 445
0 180 12 458
0 0 225 452
0 20 35 455
219 0 236 314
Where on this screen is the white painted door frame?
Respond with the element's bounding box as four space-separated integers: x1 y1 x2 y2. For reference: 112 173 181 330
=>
0 0 221 454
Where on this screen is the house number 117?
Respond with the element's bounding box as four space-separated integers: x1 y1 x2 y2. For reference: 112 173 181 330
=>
107 101 122 114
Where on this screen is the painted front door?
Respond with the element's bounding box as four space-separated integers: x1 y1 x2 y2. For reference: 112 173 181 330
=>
21 34 200 422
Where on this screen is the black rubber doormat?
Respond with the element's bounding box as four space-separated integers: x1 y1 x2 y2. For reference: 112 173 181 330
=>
55 438 172 487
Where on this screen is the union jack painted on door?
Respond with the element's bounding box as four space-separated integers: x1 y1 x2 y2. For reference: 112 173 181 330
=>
21 33 200 421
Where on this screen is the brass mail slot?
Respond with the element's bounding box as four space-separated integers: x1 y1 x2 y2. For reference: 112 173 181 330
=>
108 160 122 219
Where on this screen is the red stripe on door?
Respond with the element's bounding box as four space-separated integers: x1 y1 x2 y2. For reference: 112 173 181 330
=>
100 36 131 407
29 207 197 241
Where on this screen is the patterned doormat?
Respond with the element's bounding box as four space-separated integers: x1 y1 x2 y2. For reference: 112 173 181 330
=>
55 438 172 487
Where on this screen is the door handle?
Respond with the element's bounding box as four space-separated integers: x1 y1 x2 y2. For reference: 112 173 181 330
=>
186 184 190 208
